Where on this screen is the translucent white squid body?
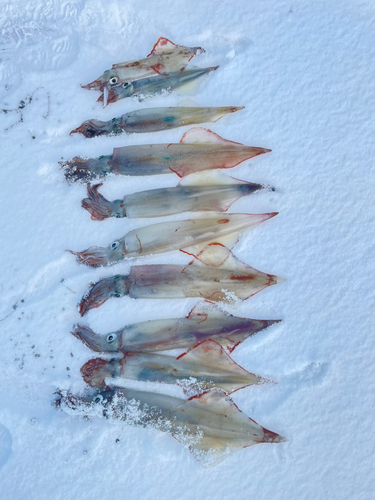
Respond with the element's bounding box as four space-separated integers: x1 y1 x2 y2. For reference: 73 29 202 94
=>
82 37 205 106
70 106 244 138
82 172 264 220
70 212 277 268
80 340 271 393
56 387 285 465
62 128 270 183
78 245 285 316
72 302 280 353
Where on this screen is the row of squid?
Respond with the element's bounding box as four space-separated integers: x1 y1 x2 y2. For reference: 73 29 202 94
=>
57 38 286 465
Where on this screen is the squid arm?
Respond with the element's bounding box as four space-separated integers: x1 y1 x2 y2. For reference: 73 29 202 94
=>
82 172 264 221
62 128 270 184
56 387 286 465
96 66 219 106
81 37 204 93
80 339 273 393
77 244 285 316
72 301 281 353
70 106 244 138
69 212 278 268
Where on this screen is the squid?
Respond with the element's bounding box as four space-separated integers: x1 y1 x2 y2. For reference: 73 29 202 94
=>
70 212 277 268
82 37 205 106
72 302 280 353
70 105 244 138
95 66 218 105
56 387 285 465
82 172 264 221
63 127 270 184
78 244 285 316
80 340 271 393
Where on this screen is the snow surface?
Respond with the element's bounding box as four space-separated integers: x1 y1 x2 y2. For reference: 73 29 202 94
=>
1 0 374 498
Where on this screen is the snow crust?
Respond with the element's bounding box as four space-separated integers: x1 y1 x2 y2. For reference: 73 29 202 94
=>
0 0 374 498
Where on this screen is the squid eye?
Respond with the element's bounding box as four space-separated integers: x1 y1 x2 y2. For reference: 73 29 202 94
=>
106 333 117 343
115 213 122 218
122 82 131 88
111 241 120 250
94 394 104 404
114 291 122 298
109 76 118 85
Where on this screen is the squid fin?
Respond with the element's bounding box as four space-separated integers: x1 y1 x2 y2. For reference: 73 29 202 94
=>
148 37 177 56
150 63 167 75
177 340 269 393
186 244 285 299
180 213 277 260
186 302 282 353
175 72 214 96
180 127 244 145
173 390 285 464
178 171 251 186
178 98 199 107
178 172 263 211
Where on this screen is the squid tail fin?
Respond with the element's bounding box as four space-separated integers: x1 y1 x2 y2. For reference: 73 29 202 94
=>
173 389 286 465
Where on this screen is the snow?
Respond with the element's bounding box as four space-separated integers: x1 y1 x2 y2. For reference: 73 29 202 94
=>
1 0 374 498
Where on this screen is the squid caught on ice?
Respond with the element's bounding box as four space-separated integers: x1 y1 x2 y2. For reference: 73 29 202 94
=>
70 105 244 138
70 212 277 268
78 244 285 316
80 340 271 393
56 387 285 464
82 37 205 107
82 172 264 221
63 127 270 184
95 66 218 105
72 302 280 353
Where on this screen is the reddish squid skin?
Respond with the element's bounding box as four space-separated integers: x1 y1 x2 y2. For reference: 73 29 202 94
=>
62 127 271 183
77 246 285 316
81 37 204 93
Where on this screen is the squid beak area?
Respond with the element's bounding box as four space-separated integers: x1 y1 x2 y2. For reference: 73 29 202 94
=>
69 246 111 268
97 88 119 105
70 119 108 138
81 358 109 387
78 278 115 316
71 324 103 351
54 390 85 411
81 78 106 91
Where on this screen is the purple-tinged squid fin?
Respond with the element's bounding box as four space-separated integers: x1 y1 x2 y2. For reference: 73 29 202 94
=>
185 302 281 353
